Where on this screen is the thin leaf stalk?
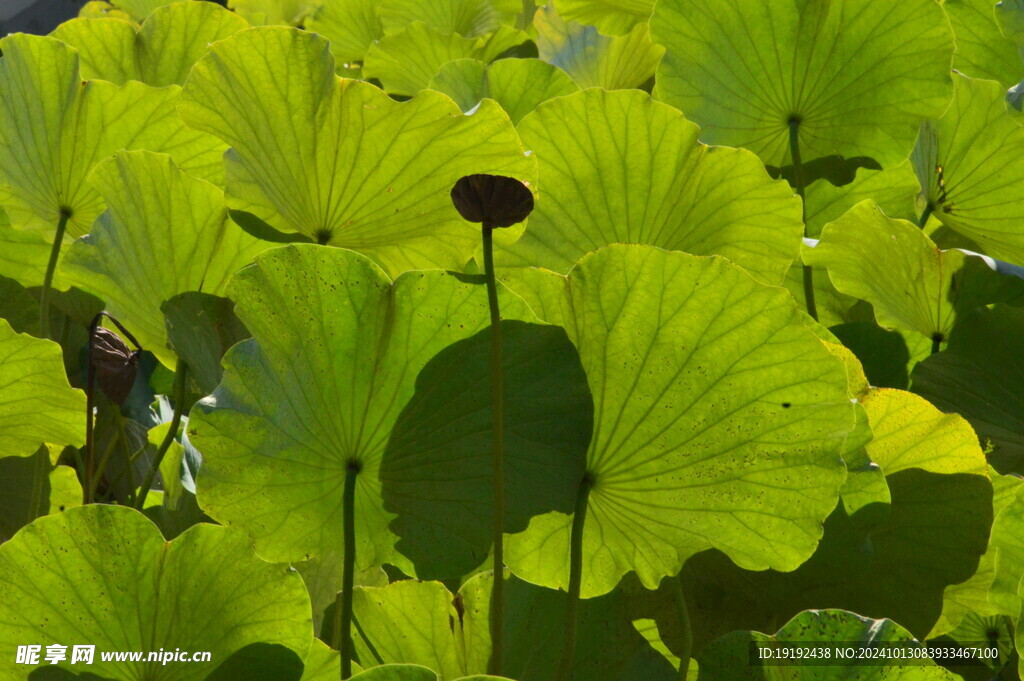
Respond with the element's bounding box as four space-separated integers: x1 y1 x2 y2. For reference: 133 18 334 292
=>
789 119 818 322
134 358 187 509
482 223 506 676
672 575 693 680
334 462 360 679
556 474 593 681
39 210 70 339
27 443 49 524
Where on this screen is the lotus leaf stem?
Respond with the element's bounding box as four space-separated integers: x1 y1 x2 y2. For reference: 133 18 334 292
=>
918 203 934 229
789 119 818 322
39 210 70 339
335 462 360 679
556 475 593 681
672 575 693 680
482 222 507 675
135 358 187 509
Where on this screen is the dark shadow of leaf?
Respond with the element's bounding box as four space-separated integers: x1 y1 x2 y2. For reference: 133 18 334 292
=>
203 642 304 681
767 155 882 188
380 320 592 580
229 210 315 244
163 292 250 395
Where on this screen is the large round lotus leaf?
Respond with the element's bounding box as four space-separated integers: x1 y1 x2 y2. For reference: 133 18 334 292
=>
0 319 85 458
664 387 992 649
0 504 312 681
377 0 519 38
52 2 249 87
348 574 675 680
651 0 954 168
804 201 1024 345
305 0 382 63
188 245 590 581
911 305 1024 474
0 34 227 240
428 58 580 125
501 245 854 597
180 27 535 275
944 0 1024 86
60 151 271 367
699 609 960 680
534 5 663 90
364 23 528 96
912 75 1024 267
554 0 654 36
497 89 803 285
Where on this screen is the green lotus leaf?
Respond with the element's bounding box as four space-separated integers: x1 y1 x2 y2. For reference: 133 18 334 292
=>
931 469 1022 636
534 5 663 90
553 0 654 36
803 161 919 239
990 476 1024 616
945 0 1024 85
349 574 675 680
501 245 854 597
0 504 312 681
803 201 1024 345
428 58 580 125
180 27 535 275
651 0 954 167
364 22 529 96
188 245 589 582
496 89 802 285
228 0 320 25
60 151 270 368
162 292 250 395
377 0 520 38
0 220 53 288
305 0 383 63
911 305 1024 473
0 33 227 239
0 319 85 458
670 386 992 648
300 639 361 681
912 75 1024 266
52 1 248 86
699 609 960 680
0 446 80 543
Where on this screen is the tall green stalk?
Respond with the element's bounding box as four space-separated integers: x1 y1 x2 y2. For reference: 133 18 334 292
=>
135 358 187 509
672 575 693 680
482 223 506 675
789 119 818 322
556 475 593 681
334 462 359 679
39 210 70 339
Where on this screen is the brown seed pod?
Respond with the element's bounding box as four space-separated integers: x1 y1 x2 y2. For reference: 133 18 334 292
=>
450 174 534 228
91 326 140 406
